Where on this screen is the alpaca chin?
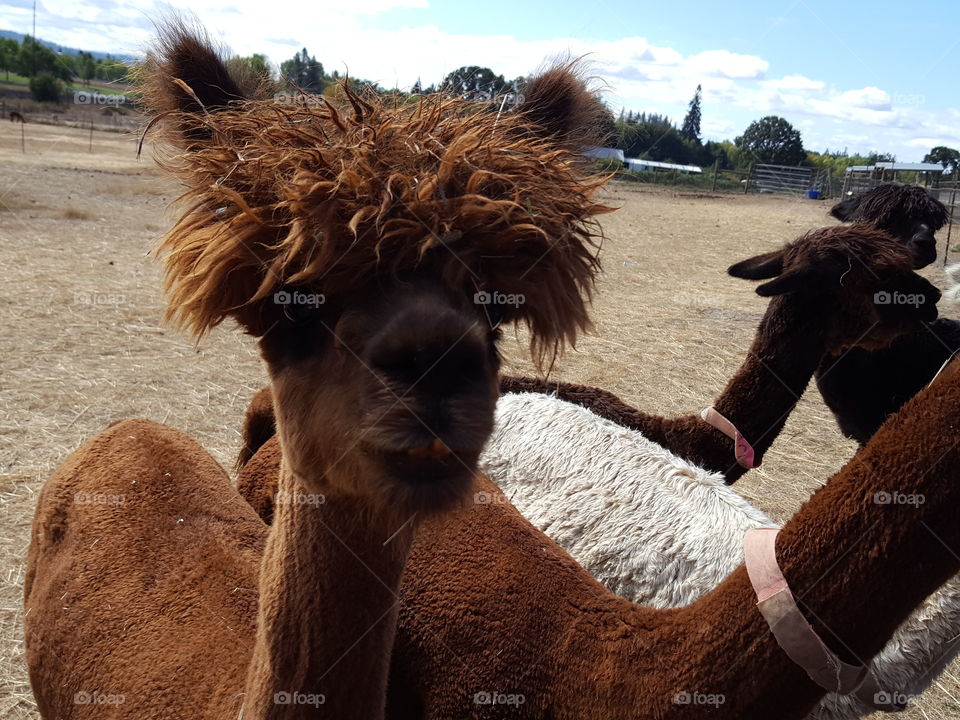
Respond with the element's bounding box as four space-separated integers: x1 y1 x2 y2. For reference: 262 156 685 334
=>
359 449 480 516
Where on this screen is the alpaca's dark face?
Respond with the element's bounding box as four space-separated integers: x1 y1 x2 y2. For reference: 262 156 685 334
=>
259 273 500 514
830 186 949 269
729 227 941 353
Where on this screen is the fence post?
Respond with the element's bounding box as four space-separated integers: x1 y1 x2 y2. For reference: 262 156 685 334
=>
744 163 753 194
712 159 719 192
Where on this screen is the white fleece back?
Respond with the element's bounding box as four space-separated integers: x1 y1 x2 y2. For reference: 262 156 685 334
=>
480 392 960 720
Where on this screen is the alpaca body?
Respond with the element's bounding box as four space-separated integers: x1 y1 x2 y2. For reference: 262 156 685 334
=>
25 420 259 719
385 360 960 719
483 392 960 719
481 392 772 607
816 318 960 444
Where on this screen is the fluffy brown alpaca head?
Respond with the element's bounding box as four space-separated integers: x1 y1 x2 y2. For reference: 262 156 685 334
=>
830 184 949 268
728 225 940 353
139 21 610 514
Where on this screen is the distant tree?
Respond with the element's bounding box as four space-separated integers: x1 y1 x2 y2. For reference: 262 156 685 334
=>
17 36 69 80
680 84 702 144
735 115 805 166
227 53 275 90
440 66 507 99
29 72 63 102
866 152 895 165
281 48 324 93
95 58 129 83
0 38 17 80
924 146 960 176
77 51 96 86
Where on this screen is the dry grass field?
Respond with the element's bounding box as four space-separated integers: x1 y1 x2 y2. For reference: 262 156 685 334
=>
1 120 959 719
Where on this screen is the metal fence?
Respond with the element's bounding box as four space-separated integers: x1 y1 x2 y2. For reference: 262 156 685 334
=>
746 164 815 196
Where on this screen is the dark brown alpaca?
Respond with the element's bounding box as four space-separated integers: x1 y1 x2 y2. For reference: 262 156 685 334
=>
233 350 960 719
502 225 940 482
23 23 608 720
9 110 25 123
829 183 949 268
815 184 956 445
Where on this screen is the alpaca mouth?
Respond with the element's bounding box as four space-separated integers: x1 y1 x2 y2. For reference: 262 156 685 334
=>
363 442 481 487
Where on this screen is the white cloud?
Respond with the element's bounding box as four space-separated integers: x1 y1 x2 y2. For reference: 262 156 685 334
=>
834 86 891 111
685 50 768 80
4 0 958 161
762 74 824 91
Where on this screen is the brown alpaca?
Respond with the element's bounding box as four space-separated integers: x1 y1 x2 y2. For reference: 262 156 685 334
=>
237 224 941 516
9 110 25 123
498 224 941 482
23 23 608 720
233 353 960 719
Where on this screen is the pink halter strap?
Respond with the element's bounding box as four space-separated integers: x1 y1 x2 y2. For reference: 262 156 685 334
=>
744 528 905 712
699 406 757 469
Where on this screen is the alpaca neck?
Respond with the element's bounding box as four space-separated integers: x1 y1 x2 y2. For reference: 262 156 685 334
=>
241 460 413 719
659 365 960 718
626 296 827 480
710 296 827 461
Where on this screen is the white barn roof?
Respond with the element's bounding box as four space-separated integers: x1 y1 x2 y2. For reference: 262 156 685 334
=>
625 158 702 173
874 161 944 172
583 147 625 162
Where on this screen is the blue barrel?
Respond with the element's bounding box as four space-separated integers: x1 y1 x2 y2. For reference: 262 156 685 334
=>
807 189 821 199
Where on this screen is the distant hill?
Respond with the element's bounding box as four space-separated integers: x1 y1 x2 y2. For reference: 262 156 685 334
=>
0 29 138 63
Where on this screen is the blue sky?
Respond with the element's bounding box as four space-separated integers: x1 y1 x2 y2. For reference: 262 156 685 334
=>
3 0 958 161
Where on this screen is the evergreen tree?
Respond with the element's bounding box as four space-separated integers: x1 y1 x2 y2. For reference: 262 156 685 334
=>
680 84 702 144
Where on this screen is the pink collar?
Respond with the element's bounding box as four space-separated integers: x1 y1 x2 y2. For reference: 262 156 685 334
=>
744 528 905 712
700 406 758 469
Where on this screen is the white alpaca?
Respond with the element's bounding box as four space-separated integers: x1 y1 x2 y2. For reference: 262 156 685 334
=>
947 262 960 299
480 392 960 719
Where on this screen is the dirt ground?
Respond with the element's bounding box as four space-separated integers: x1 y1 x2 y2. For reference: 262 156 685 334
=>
1 121 958 719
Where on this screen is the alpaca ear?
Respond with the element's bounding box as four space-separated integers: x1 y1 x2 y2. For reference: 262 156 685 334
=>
136 19 248 148
727 250 785 280
829 195 861 222
518 62 606 150
754 266 817 297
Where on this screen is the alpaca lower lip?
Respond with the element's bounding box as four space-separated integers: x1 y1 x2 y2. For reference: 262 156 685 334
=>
364 444 480 484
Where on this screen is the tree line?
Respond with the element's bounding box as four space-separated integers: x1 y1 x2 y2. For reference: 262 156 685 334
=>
10 34 958 178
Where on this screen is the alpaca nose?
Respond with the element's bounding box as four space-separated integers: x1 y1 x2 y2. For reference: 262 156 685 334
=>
908 224 937 269
366 306 491 395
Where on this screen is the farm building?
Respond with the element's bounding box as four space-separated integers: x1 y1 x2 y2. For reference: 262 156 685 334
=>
624 158 702 174
583 147 625 163
842 161 944 196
